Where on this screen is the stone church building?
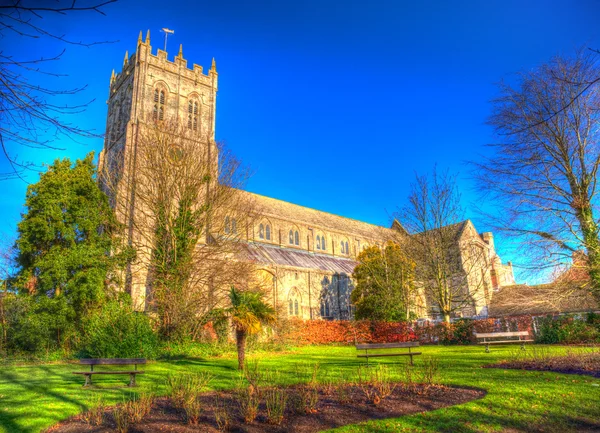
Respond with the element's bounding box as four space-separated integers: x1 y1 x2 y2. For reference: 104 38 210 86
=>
99 33 515 321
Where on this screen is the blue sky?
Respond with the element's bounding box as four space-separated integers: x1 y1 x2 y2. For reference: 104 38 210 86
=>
2 0 599 281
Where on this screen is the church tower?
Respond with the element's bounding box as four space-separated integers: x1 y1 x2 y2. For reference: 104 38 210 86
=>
99 31 218 308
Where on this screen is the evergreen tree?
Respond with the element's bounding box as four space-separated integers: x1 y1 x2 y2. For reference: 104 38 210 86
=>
14 153 124 323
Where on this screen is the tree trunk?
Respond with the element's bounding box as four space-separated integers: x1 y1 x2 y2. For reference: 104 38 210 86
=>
443 312 451 324
575 201 600 303
236 328 247 370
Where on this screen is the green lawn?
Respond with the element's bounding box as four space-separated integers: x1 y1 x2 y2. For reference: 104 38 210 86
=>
0 345 599 433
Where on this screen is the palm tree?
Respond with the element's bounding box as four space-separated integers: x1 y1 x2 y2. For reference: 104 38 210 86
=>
227 287 276 370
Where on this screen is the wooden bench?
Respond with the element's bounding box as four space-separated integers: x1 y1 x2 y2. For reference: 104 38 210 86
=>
475 331 534 353
73 358 146 387
356 342 421 366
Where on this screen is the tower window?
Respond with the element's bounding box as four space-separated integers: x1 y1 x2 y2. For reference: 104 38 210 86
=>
154 87 166 121
188 100 199 131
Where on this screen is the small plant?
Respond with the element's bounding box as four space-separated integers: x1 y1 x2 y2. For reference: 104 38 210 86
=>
335 374 351 404
213 396 231 431
372 365 397 400
398 361 417 392
182 395 202 424
236 381 260 423
81 394 105 426
419 356 440 388
244 359 264 392
264 387 287 425
355 365 377 403
126 392 153 423
165 372 213 408
293 384 319 414
112 404 129 433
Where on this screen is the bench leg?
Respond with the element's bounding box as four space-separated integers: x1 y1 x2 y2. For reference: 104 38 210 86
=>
84 374 91 387
485 344 490 353
409 354 414 366
521 342 525 351
129 373 136 387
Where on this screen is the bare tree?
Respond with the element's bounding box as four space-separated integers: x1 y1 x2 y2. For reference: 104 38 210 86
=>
0 0 116 180
473 49 600 303
100 119 261 340
397 169 492 323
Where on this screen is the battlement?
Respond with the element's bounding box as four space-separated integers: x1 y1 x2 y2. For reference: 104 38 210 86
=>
110 30 217 92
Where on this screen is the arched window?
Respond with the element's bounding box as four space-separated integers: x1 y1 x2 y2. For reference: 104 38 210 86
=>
340 241 345 254
259 224 264 239
289 230 294 244
224 216 231 234
231 218 237 234
321 236 326 251
265 225 271 241
316 235 321 250
345 241 349 254
187 100 199 131
320 300 330 318
288 289 301 317
154 88 166 120
294 230 299 246
193 101 199 131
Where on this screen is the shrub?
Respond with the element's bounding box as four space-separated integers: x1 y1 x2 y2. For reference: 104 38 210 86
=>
165 372 213 409
535 315 600 344
182 395 202 424
79 296 159 359
2 295 76 355
126 393 153 423
236 382 259 423
81 395 106 426
264 387 287 425
112 404 129 433
213 396 230 431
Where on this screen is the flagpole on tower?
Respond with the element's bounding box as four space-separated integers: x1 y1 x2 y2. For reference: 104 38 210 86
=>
161 28 174 52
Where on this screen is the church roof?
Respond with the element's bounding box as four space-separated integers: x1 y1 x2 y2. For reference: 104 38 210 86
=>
243 242 357 275
242 190 397 241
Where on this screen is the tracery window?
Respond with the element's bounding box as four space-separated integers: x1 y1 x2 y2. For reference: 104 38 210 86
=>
288 289 301 317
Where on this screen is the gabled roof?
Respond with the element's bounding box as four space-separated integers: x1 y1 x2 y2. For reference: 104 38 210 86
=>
243 243 357 274
242 190 396 241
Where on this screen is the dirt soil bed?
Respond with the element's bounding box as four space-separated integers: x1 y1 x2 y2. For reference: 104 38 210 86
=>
485 352 600 378
48 384 485 433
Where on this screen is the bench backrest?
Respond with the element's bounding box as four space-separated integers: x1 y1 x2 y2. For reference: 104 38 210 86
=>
79 358 147 365
356 342 419 350
475 332 529 339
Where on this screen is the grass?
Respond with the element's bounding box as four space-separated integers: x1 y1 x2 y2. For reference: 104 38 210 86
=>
0 345 598 433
